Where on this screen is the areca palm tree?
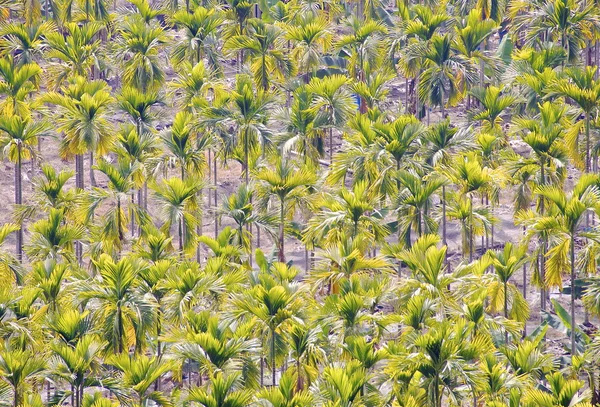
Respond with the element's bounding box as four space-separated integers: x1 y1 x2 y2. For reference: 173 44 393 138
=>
286 17 331 82
254 156 316 262
230 275 303 386
509 0 599 63
548 66 600 173
485 243 529 337
187 372 252 407
107 353 174 407
0 349 45 407
0 56 41 117
43 76 114 190
0 21 52 65
152 177 203 255
395 170 444 245
116 17 167 92
162 111 207 181
25 208 83 262
77 254 156 354
82 159 148 252
413 34 477 117
307 75 355 163
535 174 600 358
469 85 518 133
201 74 273 186
304 181 389 248
0 113 49 261
171 7 223 68
44 22 102 89
223 19 292 91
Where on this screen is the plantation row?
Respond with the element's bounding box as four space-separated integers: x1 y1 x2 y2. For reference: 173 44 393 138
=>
3 0 600 406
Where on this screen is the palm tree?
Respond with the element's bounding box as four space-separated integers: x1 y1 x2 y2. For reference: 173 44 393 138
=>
201 74 273 186
254 156 316 262
304 181 389 249
49 336 106 407
152 177 203 255
44 22 102 89
223 19 292 91
77 254 156 354
536 174 600 358
43 76 114 190
0 21 52 65
0 56 41 117
286 17 331 82
509 0 599 63
420 120 473 246
107 353 174 407
548 66 600 173
162 111 207 181
468 85 518 133
171 7 223 68
485 242 529 339
82 159 148 252
187 373 252 407
116 17 167 92
230 275 303 386
0 113 49 261
307 75 355 163
25 208 83 262
413 34 477 118
0 349 45 407
394 170 444 245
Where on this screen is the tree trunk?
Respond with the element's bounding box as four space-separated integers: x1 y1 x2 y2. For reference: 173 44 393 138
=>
15 147 22 262
571 233 576 357
279 198 285 262
89 151 96 187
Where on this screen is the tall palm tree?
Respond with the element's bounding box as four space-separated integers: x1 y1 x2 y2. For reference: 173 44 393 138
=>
0 55 41 117
0 113 49 261
116 17 167 92
536 174 600 358
162 111 207 181
152 177 203 255
223 19 292 91
77 254 156 354
171 7 223 68
548 66 600 173
306 75 355 163
43 76 114 190
201 74 273 186
44 22 102 89
254 156 317 262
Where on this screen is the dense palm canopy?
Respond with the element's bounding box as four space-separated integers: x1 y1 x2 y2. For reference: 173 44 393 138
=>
4 1 600 407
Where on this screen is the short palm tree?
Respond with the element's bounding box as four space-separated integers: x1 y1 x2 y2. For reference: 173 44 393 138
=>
0 21 52 65
0 349 45 407
25 208 83 262
485 242 529 336
306 74 355 163
286 17 331 82
187 372 252 407
107 353 174 407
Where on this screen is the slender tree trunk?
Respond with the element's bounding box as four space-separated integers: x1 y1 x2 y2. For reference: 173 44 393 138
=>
279 198 285 262
89 151 96 187
214 152 218 238
504 280 509 343
522 226 528 336
329 128 333 163
15 147 22 262
271 329 276 386
469 195 474 262
571 233 577 357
